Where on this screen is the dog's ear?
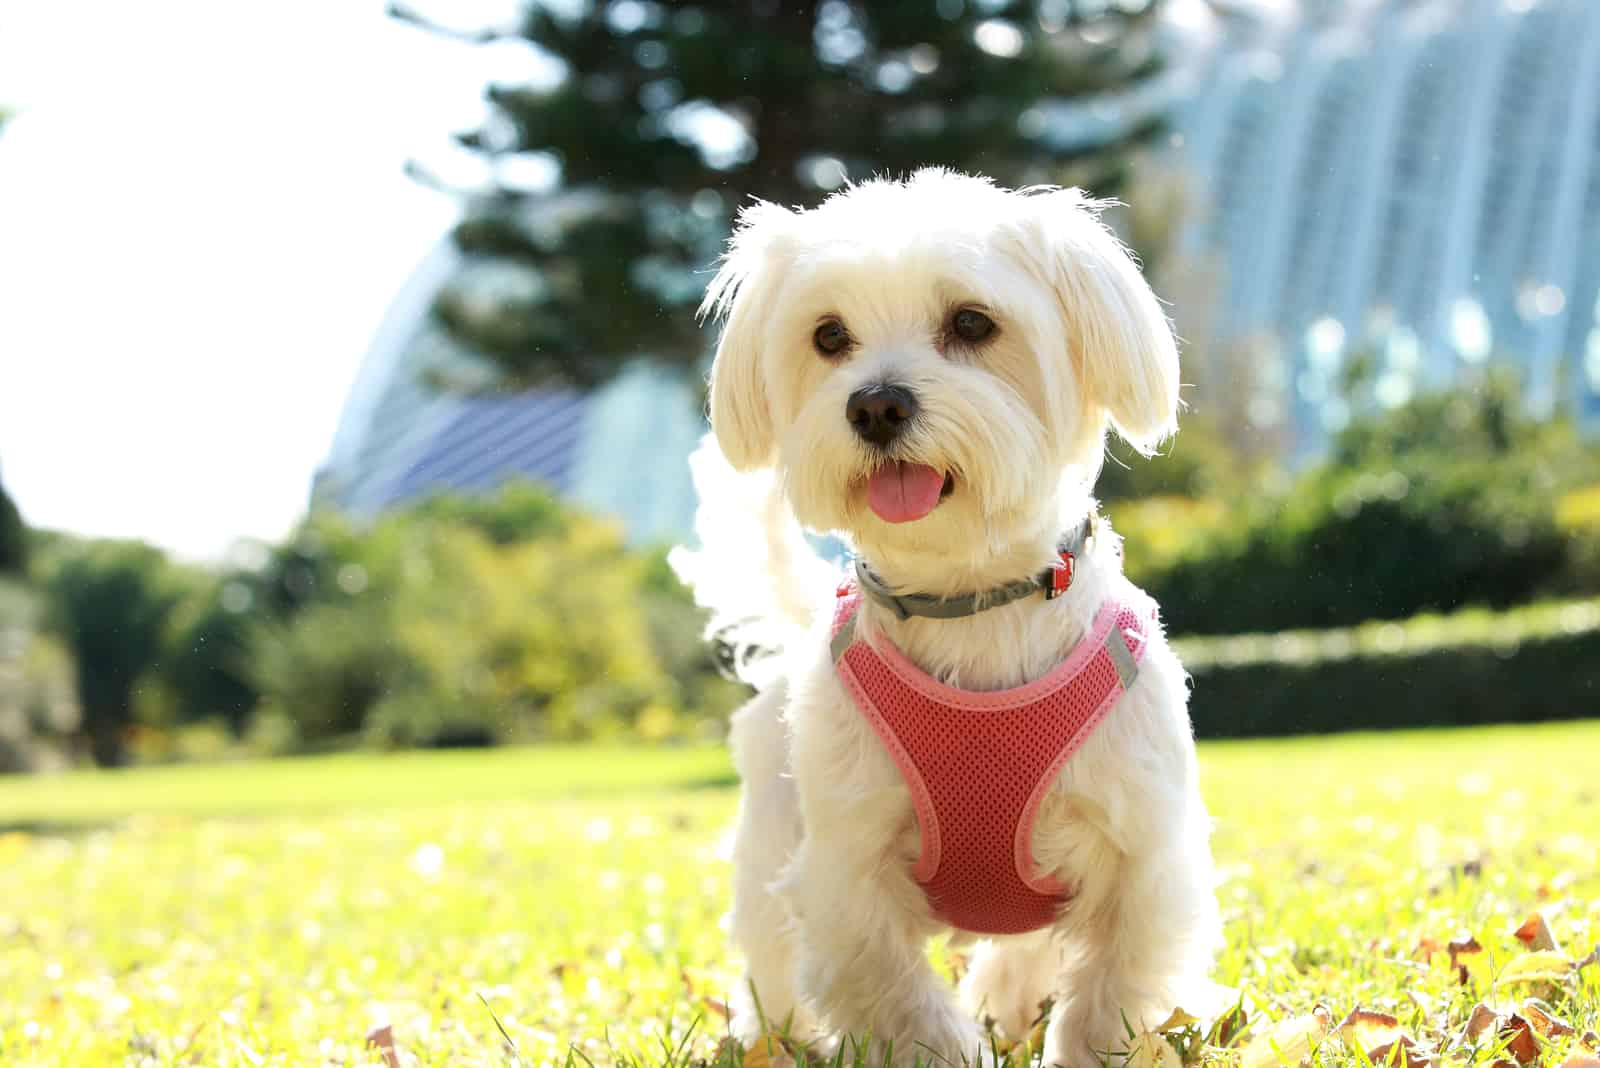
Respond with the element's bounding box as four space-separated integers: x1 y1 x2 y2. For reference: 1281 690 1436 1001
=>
701 200 796 471
1016 188 1180 455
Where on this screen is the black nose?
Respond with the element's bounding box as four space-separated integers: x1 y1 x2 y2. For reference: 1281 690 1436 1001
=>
846 384 919 447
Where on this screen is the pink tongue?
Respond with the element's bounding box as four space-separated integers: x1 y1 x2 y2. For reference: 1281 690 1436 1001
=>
867 462 946 523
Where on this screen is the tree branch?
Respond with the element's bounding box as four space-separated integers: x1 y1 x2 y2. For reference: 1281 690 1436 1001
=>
387 3 518 45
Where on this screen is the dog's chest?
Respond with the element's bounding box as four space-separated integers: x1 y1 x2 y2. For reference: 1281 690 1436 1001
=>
825 591 1156 935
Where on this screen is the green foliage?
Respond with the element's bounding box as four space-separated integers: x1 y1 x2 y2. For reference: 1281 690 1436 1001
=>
247 485 741 748
1096 416 1255 502
1137 373 1596 634
33 538 199 766
402 0 1170 387
160 585 262 734
1177 596 1600 736
0 580 80 773
408 479 575 543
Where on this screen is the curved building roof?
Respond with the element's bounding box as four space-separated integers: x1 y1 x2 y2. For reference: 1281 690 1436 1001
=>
312 238 701 544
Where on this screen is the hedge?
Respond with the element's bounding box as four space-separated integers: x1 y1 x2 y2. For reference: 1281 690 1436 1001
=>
1175 597 1600 737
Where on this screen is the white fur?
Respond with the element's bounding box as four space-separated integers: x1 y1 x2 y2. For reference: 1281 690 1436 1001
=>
674 170 1221 1068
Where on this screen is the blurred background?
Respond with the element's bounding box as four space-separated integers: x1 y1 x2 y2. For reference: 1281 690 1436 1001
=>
2 0 1598 773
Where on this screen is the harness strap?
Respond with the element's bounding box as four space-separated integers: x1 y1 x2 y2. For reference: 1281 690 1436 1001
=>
832 595 1143 693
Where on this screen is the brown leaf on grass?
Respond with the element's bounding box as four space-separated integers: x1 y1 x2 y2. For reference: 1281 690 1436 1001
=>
740 1033 796 1068
1513 913 1562 953
1155 1007 1202 1033
365 1024 402 1068
1239 1006 1332 1068
1578 944 1600 972
1126 1031 1183 1068
1520 999 1576 1038
1335 1009 1435 1066
1213 1003 1250 1049
1413 937 1442 962
1335 1008 1402 1050
1449 933 1484 984
1501 1014 1541 1065
1366 1036 1435 1068
1465 1003 1501 1041
1557 1055 1600 1068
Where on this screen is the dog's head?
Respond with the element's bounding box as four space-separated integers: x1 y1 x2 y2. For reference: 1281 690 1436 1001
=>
702 169 1178 568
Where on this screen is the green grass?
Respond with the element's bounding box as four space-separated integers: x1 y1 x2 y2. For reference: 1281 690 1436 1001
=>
2 724 1597 1067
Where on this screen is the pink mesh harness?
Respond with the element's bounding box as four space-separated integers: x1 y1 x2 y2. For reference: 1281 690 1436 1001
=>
830 589 1156 936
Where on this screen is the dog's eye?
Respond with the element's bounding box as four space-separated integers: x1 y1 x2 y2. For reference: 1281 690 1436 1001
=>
951 308 996 344
813 319 851 357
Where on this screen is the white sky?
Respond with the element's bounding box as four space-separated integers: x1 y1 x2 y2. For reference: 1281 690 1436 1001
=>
0 0 530 561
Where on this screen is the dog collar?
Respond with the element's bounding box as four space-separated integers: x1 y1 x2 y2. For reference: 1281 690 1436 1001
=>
847 518 1093 621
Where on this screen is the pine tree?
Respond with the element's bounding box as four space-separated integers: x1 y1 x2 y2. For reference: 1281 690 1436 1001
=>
396 0 1170 388
0 470 24 575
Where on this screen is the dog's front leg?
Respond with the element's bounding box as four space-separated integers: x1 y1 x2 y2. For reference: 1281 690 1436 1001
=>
726 682 814 1041
1023 649 1222 1068
783 674 988 1067
784 834 988 1068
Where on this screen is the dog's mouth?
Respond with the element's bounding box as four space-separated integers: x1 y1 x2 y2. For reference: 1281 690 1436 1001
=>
865 462 954 523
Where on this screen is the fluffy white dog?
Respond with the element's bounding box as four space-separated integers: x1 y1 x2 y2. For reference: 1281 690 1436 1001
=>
671 169 1221 1068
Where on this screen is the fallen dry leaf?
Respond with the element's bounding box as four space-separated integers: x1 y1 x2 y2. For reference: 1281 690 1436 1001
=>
702 995 732 1023
365 1024 401 1068
1501 1014 1541 1065
1367 1035 1435 1068
1213 1003 1250 1049
1513 913 1562 953
741 1033 795 1068
1154 1007 1202 1033
1519 998 1575 1038
1335 1007 1402 1052
1449 934 1484 984
1126 1031 1183 1068
1465 1003 1500 1041
1239 1006 1332 1068
1557 1055 1600 1068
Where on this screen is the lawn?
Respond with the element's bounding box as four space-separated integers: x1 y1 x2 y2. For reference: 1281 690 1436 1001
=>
2 724 1597 1067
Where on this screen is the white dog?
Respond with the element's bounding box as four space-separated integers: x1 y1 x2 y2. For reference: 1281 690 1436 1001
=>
671 169 1221 1068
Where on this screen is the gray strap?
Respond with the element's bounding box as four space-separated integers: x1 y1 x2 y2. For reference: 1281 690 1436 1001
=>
1106 626 1139 689
852 562 1040 620
830 613 858 663
851 519 1093 622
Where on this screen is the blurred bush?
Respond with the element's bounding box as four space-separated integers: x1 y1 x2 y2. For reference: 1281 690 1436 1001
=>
0 580 80 773
33 537 198 766
239 485 743 750
1177 596 1600 736
1125 372 1598 634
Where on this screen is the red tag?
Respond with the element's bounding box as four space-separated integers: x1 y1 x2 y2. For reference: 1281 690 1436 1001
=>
1048 552 1074 598
836 580 854 599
